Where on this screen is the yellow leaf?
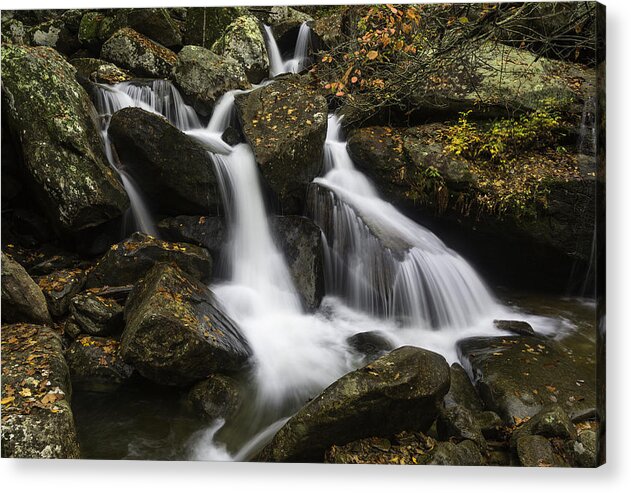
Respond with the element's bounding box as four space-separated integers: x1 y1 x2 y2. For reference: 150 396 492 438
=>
459 16 469 24
1 396 15 405
19 388 32 397
366 50 379 60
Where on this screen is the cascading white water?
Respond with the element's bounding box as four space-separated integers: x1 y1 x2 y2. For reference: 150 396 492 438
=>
263 22 312 77
310 115 499 330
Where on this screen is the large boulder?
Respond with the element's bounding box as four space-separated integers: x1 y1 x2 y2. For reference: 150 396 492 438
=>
184 7 246 49
71 57 133 84
270 215 325 310
65 336 134 392
104 8 182 49
235 75 328 213
188 374 243 421
121 263 251 386
1 323 80 458
101 27 177 79
1 253 52 326
157 215 226 261
258 346 450 462
458 335 597 424
28 17 81 56
1 45 129 232
212 15 269 84
86 232 212 288
108 107 222 215
173 45 250 116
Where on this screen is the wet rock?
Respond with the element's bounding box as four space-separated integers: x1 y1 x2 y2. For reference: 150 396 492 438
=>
64 317 83 340
108 107 222 215
212 15 269 84
346 331 393 362
516 435 556 467
258 7 313 40
510 405 577 448
184 7 246 49
65 336 134 392
37 268 86 317
1 45 129 232
157 216 226 260
101 27 177 79
107 8 182 49
476 410 504 439
188 374 242 421
71 57 133 84
444 362 484 413
325 431 435 464
259 346 450 462
494 320 536 336
122 263 251 386
428 439 484 466
1 323 80 458
458 335 596 424
436 404 487 450
235 75 327 213
69 291 124 336
86 232 212 288
173 45 250 116
270 215 325 310
1 253 52 325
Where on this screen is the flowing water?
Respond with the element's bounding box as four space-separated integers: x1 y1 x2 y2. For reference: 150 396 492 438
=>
264 22 312 77
76 35 588 462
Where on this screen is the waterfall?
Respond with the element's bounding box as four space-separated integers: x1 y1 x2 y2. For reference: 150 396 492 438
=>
310 115 499 329
263 22 312 77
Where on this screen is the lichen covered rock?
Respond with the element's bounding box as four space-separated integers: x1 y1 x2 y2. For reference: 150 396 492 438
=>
2 252 52 325
173 45 250 116
1 45 129 232
1 323 80 458
212 15 269 83
69 291 124 336
71 57 133 84
184 7 246 49
101 27 177 78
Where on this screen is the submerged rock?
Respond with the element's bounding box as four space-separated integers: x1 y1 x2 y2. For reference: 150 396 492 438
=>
184 7 246 49
122 263 251 386
1 323 80 458
258 346 450 462
458 335 597 424
69 291 124 336
37 268 86 318
212 15 269 84
173 45 250 116
1 45 129 232
101 27 177 79
86 232 212 288
109 107 222 216
65 336 134 392
270 215 325 311
235 75 328 213
1 253 52 326
346 331 394 362
188 374 242 421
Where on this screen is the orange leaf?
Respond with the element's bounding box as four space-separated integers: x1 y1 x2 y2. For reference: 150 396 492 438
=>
366 50 379 60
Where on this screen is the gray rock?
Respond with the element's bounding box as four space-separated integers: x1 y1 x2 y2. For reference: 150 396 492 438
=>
569 429 598 467
436 404 487 451
188 374 242 421
173 45 250 116
69 291 124 336
1 253 52 325
212 15 269 84
235 75 328 214
444 362 484 413
65 335 134 392
494 320 536 336
71 57 132 84
184 7 246 49
1 45 129 232
109 107 222 216
510 405 577 449
258 346 450 462
86 232 212 288
122 263 251 386
516 434 556 467
157 216 226 260
101 27 177 78
428 439 484 466
1 323 80 458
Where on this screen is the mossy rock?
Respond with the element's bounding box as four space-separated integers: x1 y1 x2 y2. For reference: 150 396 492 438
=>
1 45 129 232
